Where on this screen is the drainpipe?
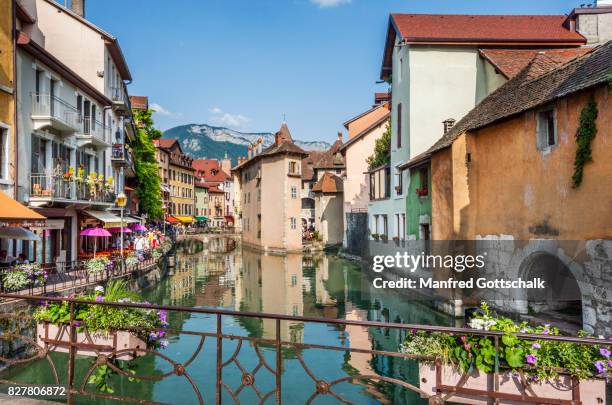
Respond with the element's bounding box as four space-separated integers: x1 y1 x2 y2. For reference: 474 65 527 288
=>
12 0 18 200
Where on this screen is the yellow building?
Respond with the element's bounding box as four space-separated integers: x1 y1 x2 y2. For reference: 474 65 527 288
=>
155 139 195 225
0 0 18 197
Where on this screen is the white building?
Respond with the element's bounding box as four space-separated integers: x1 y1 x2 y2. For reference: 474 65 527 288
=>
369 13 586 241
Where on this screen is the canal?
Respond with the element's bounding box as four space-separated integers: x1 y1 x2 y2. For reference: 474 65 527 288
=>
1 237 454 404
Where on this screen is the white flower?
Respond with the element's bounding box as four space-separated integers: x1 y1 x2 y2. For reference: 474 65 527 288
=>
94 285 104 294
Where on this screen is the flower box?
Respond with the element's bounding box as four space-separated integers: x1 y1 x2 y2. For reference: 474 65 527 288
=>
36 322 147 360
418 363 605 405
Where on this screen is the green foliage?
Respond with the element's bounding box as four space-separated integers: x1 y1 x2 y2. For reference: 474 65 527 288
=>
366 118 391 170
400 302 610 382
2 264 46 291
132 109 163 219
86 257 110 274
571 98 598 188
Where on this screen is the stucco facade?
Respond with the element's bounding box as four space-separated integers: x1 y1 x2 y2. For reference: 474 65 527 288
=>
0 0 15 198
233 124 307 253
432 87 611 241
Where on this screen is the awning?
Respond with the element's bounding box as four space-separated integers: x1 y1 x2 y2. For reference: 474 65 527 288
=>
0 192 46 228
174 216 195 224
0 227 41 241
84 210 134 228
165 215 180 224
161 184 170 193
195 216 208 221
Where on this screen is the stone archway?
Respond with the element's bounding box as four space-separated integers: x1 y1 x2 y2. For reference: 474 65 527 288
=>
519 252 583 330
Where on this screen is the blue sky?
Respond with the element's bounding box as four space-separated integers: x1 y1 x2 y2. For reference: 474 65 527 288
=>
85 0 581 142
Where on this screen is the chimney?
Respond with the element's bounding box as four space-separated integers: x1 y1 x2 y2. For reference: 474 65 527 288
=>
257 138 263 154
443 118 456 134
247 145 253 159
71 0 85 17
337 132 343 142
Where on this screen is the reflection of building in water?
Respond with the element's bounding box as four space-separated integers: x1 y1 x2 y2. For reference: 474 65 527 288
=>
314 255 335 306
170 254 196 302
236 249 304 342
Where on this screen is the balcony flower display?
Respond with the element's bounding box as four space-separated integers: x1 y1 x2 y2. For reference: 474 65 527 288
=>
1 263 48 291
97 174 105 191
86 256 111 274
63 166 75 181
401 302 610 385
75 166 85 183
105 176 114 191
34 280 170 394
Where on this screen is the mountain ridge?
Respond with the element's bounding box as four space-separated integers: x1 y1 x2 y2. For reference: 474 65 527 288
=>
162 123 331 165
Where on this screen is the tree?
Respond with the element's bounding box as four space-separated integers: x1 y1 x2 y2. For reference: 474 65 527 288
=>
132 109 163 219
366 118 391 170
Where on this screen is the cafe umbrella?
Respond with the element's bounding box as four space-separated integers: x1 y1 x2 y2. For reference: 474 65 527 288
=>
79 227 111 257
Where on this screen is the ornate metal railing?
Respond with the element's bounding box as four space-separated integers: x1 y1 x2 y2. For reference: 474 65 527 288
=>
0 293 606 405
0 252 163 298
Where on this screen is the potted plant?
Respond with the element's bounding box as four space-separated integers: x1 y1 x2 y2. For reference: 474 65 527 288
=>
63 166 75 181
380 234 388 241
371 233 379 240
401 303 608 404
35 280 170 393
416 187 429 197
86 257 111 275
75 166 85 184
105 176 114 191
2 263 47 291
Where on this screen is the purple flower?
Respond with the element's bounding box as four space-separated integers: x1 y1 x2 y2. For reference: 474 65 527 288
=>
608 360 612 368
599 348 611 358
159 310 168 323
74 321 81 327
526 354 537 365
159 339 169 349
148 332 158 341
158 330 166 338
39 300 48 307
542 329 550 335
532 343 541 349
594 360 606 374
95 295 104 302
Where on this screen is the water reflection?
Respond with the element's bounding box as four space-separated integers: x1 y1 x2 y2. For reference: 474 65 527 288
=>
2 237 453 404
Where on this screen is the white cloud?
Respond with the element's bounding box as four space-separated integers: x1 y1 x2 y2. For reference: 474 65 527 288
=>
209 107 250 128
150 103 175 117
310 0 351 7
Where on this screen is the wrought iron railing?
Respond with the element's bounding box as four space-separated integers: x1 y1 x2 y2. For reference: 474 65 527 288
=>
0 293 606 404
30 174 116 203
0 253 162 297
79 116 107 144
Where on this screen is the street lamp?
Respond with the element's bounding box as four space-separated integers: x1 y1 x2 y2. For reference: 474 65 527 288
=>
116 192 127 270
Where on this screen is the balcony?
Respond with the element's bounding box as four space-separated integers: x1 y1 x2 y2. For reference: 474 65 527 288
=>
111 144 134 167
76 116 110 148
29 174 115 206
31 93 80 133
301 208 315 219
110 86 129 116
301 189 314 199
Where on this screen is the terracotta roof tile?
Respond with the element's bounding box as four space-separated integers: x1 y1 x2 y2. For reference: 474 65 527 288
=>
480 48 592 79
155 139 178 149
193 159 229 182
312 172 343 193
391 14 585 44
428 41 612 154
129 95 149 111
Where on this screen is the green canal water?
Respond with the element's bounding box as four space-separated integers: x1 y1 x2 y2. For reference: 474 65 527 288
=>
1 237 455 404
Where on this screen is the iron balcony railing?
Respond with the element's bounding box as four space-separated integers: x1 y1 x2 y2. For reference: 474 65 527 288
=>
30 174 116 204
31 93 80 131
0 291 606 404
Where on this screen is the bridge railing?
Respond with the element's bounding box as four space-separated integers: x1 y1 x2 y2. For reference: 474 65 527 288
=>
0 293 606 404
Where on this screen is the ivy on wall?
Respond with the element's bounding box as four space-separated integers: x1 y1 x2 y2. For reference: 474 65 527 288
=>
366 118 391 170
571 97 598 188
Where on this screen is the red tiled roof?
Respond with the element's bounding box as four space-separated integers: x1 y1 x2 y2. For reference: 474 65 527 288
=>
192 160 229 182
194 181 210 189
312 172 343 194
208 186 224 194
479 48 592 79
374 92 391 104
130 95 149 111
391 14 585 44
155 139 178 149
381 14 586 79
